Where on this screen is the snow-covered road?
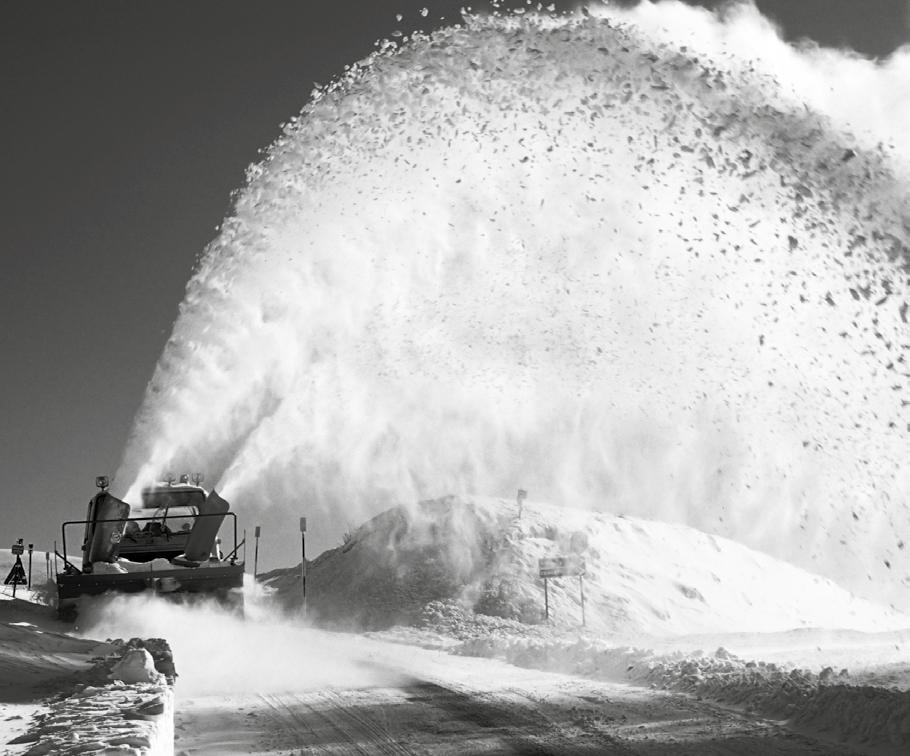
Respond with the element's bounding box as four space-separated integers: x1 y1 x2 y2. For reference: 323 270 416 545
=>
4 584 904 754
173 643 857 755
73 586 908 754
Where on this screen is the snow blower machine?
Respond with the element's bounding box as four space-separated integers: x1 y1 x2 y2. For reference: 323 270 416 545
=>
55 475 245 619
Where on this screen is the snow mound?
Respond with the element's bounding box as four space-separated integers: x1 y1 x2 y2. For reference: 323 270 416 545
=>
109 647 164 685
266 496 910 635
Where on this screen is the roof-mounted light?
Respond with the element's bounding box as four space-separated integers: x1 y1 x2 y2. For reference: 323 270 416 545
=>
95 475 109 491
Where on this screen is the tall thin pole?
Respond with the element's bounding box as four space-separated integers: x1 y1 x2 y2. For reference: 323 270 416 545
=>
253 526 261 579
12 538 22 598
544 577 549 621
27 544 33 590
299 517 307 618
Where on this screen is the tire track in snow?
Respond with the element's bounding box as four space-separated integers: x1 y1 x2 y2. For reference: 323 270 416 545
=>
260 689 417 755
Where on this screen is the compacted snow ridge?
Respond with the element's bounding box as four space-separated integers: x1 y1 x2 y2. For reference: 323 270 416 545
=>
0 591 176 756
13 676 174 756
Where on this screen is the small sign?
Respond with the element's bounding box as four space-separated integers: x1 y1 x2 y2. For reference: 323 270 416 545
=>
539 555 586 578
299 517 307 533
11 541 24 556
4 558 27 585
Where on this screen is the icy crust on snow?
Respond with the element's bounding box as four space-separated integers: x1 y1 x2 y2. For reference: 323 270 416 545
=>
269 497 910 635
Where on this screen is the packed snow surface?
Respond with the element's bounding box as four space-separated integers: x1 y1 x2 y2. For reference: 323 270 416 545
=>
73 574 910 754
116 1 910 612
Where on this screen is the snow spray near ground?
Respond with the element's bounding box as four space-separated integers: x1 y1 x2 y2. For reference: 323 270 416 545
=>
77 577 394 697
117 2 910 610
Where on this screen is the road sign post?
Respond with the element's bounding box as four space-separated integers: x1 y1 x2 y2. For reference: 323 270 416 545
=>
5 539 27 598
254 525 261 580
538 555 586 625
299 517 307 618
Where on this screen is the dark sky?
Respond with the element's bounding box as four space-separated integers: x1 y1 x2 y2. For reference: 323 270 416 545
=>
1 0 907 559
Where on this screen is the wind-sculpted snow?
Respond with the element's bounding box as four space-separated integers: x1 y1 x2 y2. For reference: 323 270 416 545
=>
117 4 910 609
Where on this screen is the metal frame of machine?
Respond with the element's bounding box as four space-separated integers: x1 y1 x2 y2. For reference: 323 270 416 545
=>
55 481 245 618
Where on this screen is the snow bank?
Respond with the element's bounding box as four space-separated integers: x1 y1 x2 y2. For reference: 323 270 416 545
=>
455 632 910 753
109 647 166 685
11 678 174 756
468 496 910 635
267 496 910 635
1 621 176 756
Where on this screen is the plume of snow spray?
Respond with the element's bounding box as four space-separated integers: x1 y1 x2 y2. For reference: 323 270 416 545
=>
117 2 910 609
77 581 394 696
